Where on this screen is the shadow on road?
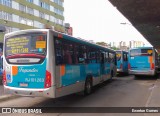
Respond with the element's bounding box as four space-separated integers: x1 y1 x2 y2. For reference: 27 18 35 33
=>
116 73 129 77
134 75 158 80
32 79 115 107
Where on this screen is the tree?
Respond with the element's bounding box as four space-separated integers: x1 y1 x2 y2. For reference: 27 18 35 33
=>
111 46 120 50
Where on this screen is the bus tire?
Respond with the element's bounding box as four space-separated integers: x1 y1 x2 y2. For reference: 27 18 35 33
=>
84 77 92 95
134 75 140 79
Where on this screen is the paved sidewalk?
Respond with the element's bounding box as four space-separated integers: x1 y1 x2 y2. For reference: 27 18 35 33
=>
0 85 4 96
0 75 2 85
145 78 160 107
0 85 18 102
0 76 5 96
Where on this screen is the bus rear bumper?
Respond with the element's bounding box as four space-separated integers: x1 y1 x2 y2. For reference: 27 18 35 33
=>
4 85 55 98
128 70 155 76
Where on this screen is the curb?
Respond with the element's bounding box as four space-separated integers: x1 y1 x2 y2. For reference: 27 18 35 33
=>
0 95 19 102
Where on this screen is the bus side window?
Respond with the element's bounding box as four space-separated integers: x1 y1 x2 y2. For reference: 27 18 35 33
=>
112 53 115 64
105 52 109 63
63 43 73 64
123 53 125 61
55 39 63 65
123 53 127 61
55 39 74 65
73 44 78 64
89 52 96 63
126 53 128 61
100 52 105 63
78 45 86 64
96 51 101 63
114 53 117 65
109 52 116 64
109 53 113 63
88 48 97 63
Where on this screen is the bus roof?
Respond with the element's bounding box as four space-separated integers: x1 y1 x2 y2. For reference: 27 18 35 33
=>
5 29 115 53
61 32 115 53
4 29 49 37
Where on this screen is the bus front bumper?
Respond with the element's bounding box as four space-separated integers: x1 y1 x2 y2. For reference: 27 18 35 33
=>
128 70 155 76
4 85 55 98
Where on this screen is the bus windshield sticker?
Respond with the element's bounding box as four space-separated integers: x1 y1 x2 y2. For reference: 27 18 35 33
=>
116 53 121 61
36 41 46 49
5 34 47 56
116 54 121 57
147 50 152 54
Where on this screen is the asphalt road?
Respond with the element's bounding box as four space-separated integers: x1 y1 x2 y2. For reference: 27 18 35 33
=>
0 85 4 96
0 75 160 116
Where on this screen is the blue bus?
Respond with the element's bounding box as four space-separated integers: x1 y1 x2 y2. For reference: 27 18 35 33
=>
128 47 159 76
3 29 117 98
116 50 128 74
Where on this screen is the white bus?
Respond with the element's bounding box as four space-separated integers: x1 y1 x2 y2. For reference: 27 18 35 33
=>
3 29 117 98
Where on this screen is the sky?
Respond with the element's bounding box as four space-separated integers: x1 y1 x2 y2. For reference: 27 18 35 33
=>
64 0 152 47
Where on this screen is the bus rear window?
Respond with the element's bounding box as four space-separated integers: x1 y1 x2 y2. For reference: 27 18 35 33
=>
130 49 153 57
5 33 47 57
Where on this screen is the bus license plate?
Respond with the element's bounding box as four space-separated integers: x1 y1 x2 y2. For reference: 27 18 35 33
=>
20 83 28 87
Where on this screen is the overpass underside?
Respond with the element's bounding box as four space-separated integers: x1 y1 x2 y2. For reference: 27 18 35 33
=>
109 0 160 51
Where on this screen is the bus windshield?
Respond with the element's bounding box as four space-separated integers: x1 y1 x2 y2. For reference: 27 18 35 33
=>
5 33 47 57
116 52 121 61
130 49 153 57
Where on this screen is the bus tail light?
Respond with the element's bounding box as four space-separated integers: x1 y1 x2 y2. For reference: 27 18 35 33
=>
3 70 6 85
128 63 131 69
150 63 155 70
45 70 51 88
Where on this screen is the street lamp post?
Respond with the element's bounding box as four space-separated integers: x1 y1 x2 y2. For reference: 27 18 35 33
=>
120 22 133 49
120 22 132 25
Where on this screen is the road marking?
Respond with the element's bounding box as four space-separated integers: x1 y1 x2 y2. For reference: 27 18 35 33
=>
149 84 156 90
145 79 158 107
143 79 158 116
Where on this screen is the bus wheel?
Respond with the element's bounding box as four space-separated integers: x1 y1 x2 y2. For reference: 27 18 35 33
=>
84 77 92 95
134 75 140 79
